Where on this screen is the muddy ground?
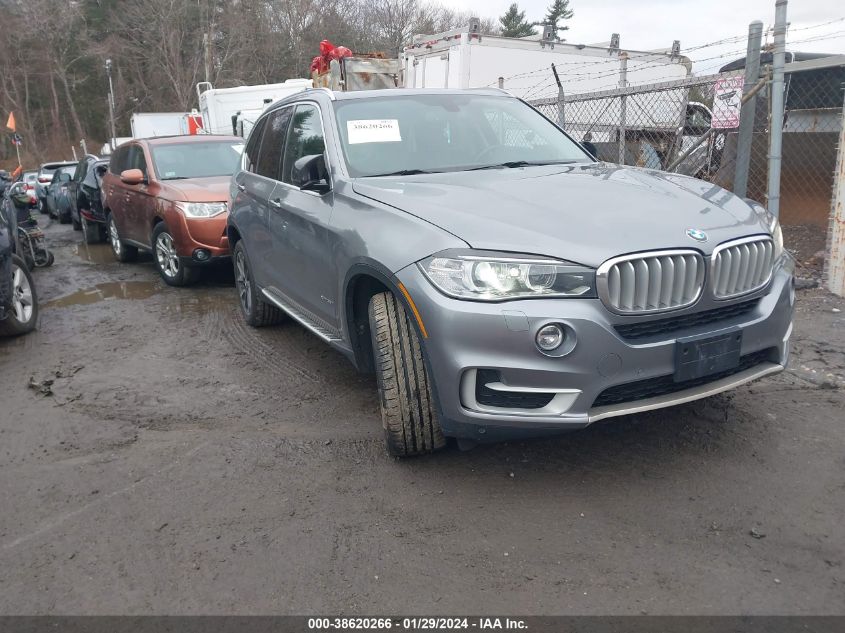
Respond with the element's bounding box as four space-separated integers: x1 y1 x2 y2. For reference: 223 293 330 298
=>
1 221 843 615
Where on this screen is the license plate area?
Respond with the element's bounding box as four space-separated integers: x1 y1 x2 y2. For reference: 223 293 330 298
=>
674 328 742 382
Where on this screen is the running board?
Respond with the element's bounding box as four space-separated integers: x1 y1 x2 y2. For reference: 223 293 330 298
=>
261 288 342 343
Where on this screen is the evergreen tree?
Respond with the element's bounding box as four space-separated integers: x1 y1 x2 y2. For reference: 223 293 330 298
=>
538 0 573 38
499 3 537 38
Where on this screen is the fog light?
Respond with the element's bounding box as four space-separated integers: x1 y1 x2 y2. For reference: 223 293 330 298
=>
193 249 210 261
536 324 564 351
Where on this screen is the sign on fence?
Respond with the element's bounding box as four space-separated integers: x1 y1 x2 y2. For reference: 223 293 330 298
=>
712 76 745 129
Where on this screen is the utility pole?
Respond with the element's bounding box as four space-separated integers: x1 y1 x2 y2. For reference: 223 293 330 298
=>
734 20 763 198
105 58 118 147
767 0 788 217
618 52 628 165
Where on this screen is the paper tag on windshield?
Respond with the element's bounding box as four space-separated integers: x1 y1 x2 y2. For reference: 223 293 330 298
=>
347 119 401 144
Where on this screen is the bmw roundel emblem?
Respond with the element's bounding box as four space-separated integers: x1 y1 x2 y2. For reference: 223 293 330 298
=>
686 228 708 242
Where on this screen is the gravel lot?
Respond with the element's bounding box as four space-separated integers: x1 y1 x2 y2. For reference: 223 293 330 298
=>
1 221 843 615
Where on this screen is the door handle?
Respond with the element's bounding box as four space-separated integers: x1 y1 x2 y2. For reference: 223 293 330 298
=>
269 198 282 208
237 183 246 192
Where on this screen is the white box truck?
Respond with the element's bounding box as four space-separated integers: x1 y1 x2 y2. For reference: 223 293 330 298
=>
196 79 312 136
403 28 691 101
130 112 201 139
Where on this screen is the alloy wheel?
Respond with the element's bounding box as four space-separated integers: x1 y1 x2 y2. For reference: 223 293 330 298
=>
155 231 180 278
11 263 34 324
109 218 122 256
234 250 252 313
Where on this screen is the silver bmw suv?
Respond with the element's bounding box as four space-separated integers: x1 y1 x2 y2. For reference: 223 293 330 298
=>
227 88 794 456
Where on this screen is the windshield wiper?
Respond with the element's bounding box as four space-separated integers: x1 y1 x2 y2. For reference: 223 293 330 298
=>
161 176 190 180
465 160 578 171
367 169 438 177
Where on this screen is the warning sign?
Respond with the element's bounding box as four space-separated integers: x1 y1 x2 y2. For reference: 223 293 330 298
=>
712 76 745 129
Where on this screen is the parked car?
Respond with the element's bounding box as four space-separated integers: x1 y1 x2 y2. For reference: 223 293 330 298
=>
228 88 794 456
44 164 77 222
36 161 76 212
69 156 109 244
102 135 244 285
0 184 38 336
21 170 38 205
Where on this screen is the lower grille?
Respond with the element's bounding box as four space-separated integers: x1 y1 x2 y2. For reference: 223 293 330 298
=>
475 369 554 410
592 348 777 408
614 299 760 340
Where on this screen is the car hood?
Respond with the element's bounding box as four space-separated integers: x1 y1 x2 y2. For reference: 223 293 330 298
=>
159 175 231 203
351 163 770 268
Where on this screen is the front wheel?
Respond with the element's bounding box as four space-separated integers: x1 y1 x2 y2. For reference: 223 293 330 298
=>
107 213 138 263
368 292 445 457
152 222 199 287
0 255 38 337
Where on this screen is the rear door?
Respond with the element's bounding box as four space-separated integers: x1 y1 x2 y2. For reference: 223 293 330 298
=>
232 114 277 287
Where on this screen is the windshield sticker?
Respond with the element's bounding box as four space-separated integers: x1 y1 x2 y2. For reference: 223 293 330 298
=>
347 119 401 144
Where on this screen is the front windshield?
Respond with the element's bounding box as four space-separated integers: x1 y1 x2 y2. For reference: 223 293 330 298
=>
333 94 591 178
151 141 244 180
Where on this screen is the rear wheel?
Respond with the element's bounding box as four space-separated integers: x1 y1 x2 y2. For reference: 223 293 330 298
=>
0 255 38 337
107 213 138 263
368 291 445 457
81 216 101 244
232 241 284 327
152 222 199 287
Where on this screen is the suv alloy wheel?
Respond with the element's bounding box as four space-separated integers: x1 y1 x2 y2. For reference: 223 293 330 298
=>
0 255 38 337
107 213 138 263
152 222 199 287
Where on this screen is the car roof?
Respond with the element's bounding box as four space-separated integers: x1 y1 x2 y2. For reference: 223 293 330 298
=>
267 87 512 112
138 134 242 147
40 161 77 169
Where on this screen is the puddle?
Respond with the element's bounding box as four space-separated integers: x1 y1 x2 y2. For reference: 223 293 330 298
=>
43 281 161 308
42 281 236 315
73 243 116 265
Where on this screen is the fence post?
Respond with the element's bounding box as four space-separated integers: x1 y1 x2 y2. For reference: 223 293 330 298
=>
827 93 845 297
767 0 788 216
618 52 628 164
734 20 763 198
551 63 565 128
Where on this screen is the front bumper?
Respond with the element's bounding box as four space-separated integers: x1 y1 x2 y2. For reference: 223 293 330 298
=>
396 262 795 441
163 208 230 266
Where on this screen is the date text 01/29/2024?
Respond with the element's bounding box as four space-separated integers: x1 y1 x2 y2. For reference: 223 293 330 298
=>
307 617 528 630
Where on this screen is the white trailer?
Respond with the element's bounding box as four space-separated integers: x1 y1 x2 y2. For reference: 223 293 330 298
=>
196 79 312 136
130 112 197 139
403 29 691 101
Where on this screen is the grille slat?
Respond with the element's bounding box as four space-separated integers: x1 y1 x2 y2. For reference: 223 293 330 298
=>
712 236 774 299
599 250 704 315
614 298 760 340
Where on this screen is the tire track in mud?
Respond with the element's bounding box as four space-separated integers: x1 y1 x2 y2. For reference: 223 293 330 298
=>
208 304 321 385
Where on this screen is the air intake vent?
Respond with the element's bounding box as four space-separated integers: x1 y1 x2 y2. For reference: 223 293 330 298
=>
711 236 774 299
598 250 705 314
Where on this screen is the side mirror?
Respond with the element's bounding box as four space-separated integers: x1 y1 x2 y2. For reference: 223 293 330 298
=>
120 168 145 185
291 154 330 194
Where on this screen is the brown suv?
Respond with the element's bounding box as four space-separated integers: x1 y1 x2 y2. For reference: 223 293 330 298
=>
102 135 244 286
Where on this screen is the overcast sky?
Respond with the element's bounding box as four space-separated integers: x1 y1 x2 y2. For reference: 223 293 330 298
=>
449 0 845 72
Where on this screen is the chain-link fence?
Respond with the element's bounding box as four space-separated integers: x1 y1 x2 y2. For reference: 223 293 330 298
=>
529 56 845 229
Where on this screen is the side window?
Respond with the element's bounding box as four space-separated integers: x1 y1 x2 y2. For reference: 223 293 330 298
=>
243 116 268 173
109 147 127 174
282 104 326 185
255 107 293 180
127 146 148 176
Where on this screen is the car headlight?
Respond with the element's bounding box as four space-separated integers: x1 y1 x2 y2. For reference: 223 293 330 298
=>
175 202 227 218
418 250 596 301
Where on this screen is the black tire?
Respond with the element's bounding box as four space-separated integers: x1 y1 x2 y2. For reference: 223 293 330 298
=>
81 216 101 244
152 222 199 287
368 291 445 457
71 213 81 230
42 251 55 267
58 209 70 224
0 255 38 337
107 213 138 263
37 198 47 214
232 240 284 327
